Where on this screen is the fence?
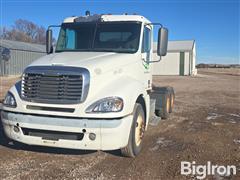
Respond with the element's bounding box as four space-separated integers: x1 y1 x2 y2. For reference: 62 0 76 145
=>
0 40 46 76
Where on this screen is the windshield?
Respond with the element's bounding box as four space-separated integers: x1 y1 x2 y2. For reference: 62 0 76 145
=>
55 22 142 53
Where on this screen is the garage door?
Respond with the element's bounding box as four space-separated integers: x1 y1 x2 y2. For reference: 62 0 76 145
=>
179 52 185 76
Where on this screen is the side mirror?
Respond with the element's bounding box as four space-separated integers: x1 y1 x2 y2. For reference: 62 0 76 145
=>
157 27 168 56
46 29 53 54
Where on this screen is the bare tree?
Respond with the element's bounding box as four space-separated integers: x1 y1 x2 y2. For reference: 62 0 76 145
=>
1 19 47 44
34 26 46 44
0 27 8 39
14 19 38 40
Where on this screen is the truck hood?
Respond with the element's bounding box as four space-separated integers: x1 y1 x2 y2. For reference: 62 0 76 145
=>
29 52 138 76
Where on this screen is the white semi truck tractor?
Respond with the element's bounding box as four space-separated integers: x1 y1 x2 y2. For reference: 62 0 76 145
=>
1 12 174 157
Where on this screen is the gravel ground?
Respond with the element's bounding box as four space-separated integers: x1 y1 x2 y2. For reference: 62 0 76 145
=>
0 69 239 180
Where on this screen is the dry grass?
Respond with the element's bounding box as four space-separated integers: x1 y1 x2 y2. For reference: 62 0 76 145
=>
198 68 240 76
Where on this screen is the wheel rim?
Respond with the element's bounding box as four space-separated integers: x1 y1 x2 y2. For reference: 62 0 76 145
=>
135 115 145 146
171 96 174 109
166 97 170 112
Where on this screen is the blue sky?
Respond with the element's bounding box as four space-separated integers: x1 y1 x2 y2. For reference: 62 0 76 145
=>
1 0 239 64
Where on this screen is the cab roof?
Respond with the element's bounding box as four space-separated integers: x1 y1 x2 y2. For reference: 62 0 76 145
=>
63 14 151 24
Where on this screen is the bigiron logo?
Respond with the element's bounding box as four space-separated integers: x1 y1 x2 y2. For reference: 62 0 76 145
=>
181 161 237 179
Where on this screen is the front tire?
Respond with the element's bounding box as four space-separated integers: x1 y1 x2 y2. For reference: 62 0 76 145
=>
121 103 145 157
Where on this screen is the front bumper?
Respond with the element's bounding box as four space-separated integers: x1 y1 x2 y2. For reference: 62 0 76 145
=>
1 111 133 150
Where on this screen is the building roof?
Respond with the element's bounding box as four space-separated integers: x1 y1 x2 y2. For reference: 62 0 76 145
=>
154 40 195 53
0 39 46 53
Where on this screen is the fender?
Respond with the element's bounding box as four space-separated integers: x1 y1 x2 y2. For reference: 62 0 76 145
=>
85 75 148 119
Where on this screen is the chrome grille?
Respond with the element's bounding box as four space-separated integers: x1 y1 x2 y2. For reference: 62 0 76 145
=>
21 66 90 104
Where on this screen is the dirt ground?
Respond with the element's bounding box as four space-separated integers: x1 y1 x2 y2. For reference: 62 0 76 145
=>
0 68 239 180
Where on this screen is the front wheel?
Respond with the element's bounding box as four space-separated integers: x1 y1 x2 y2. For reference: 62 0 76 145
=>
121 103 145 157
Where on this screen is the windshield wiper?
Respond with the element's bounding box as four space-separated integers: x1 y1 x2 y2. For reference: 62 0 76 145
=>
55 48 135 53
92 48 134 53
55 49 93 53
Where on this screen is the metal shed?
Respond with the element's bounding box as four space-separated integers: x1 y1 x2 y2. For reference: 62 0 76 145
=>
152 40 197 76
0 40 46 75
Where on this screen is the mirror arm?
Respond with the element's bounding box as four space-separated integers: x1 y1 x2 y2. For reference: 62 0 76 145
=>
145 23 163 27
142 56 162 64
149 56 162 63
48 25 61 30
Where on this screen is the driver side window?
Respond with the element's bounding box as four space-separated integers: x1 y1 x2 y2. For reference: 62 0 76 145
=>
142 26 151 53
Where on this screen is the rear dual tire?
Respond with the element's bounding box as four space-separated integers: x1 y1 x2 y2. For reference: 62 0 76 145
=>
155 93 170 119
155 87 175 119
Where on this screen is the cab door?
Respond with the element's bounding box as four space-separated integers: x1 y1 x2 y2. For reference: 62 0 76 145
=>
141 25 152 90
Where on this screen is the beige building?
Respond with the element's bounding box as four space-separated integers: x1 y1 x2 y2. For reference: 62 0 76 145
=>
152 40 197 76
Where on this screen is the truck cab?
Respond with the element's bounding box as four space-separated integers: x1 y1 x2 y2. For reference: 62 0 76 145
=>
1 13 173 157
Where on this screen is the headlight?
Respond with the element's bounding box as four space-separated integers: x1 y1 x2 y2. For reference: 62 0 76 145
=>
3 92 17 108
85 97 123 113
